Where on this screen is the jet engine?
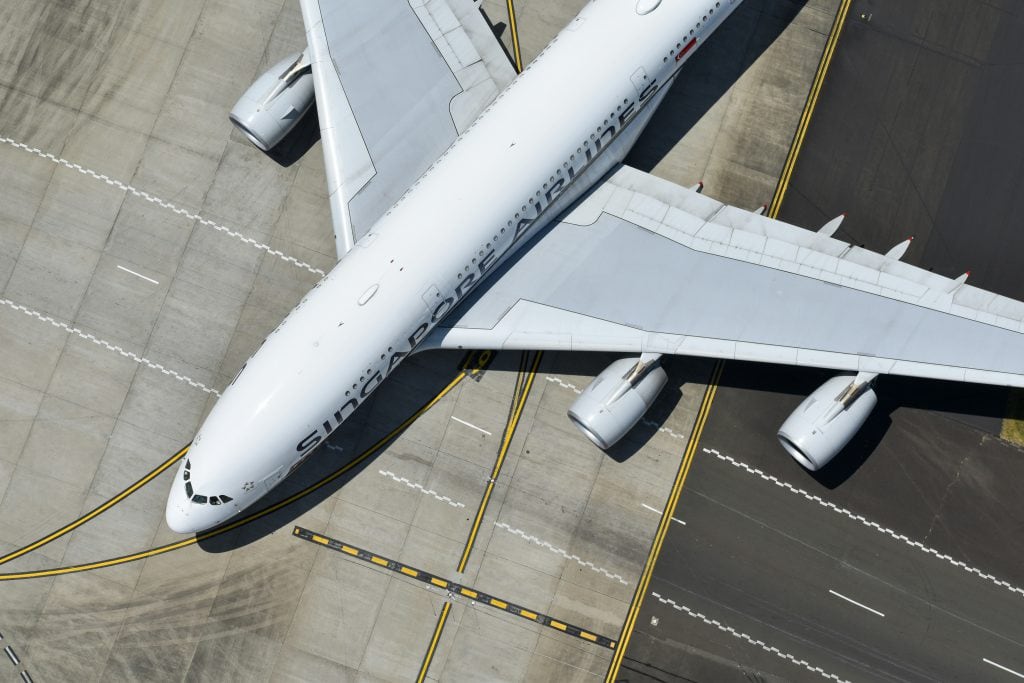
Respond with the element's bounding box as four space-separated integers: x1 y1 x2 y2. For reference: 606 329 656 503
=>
777 372 878 471
229 51 314 152
568 355 667 450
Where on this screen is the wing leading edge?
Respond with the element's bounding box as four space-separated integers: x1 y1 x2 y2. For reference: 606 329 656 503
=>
424 165 1024 388
299 0 516 259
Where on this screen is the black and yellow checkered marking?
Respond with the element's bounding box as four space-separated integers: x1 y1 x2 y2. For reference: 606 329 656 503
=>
294 526 617 650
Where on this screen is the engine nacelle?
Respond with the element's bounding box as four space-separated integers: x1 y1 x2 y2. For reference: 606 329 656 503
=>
229 51 314 152
568 357 668 450
777 373 878 471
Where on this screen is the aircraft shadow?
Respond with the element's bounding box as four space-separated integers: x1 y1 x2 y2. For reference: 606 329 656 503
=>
627 0 810 173
197 351 469 552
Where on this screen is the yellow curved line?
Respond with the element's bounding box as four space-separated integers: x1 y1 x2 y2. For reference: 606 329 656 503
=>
0 371 468 581
0 444 190 567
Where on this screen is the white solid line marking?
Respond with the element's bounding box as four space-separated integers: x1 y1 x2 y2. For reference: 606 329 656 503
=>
828 589 885 618
641 502 686 525
116 265 159 285
451 416 492 436
985 658 1024 679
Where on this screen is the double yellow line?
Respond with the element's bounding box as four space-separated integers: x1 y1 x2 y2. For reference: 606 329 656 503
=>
768 0 853 219
604 361 724 680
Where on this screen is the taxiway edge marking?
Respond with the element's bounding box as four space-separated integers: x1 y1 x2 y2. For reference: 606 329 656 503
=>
768 0 852 219
604 359 724 682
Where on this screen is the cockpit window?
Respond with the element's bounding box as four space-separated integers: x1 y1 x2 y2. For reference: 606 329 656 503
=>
182 461 235 506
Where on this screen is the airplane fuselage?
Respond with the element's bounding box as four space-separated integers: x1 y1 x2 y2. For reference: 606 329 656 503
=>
166 0 741 532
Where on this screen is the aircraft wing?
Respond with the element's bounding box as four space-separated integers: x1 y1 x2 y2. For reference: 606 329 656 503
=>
423 165 1024 388
299 0 516 258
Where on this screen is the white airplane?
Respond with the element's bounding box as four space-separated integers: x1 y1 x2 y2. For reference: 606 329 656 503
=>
166 0 1024 533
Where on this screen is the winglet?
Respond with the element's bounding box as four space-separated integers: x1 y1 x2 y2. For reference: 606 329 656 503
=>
885 236 913 261
947 271 970 293
817 213 845 238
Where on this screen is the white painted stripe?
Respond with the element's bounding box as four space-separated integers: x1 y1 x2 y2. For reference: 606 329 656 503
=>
0 135 325 277
116 265 159 285
4 646 18 665
450 416 492 436
641 502 686 525
494 521 629 585
0 297 220 396
984 658 1024 680
828 589 885 617
378 470 465 508
652 592 850 683
704 447 1024 599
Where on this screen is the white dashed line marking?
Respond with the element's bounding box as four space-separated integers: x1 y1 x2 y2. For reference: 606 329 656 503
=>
641 502 685 525
494 521 629 585
116 264 159 285
545 375 582 394
451 416 491 436
704 447 1024 599
0 297 220 397
651 592 850 683
4 646 18 666
0 135 326 277
828 589 885 618
984 658 1024 679
377 470 466 508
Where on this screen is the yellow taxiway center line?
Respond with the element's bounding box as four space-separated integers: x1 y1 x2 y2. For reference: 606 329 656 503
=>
417 601 452 683
604 360 724 681
507 0 524 73
769 0 853 219
0 444 189 567
0 365 473 581
456 350 541 573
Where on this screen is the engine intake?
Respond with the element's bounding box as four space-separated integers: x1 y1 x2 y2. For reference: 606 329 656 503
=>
777 373 878 471
229 51 314 152
568 356 667 450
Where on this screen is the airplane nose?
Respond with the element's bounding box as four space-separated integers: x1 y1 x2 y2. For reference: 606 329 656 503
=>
165 485 197 534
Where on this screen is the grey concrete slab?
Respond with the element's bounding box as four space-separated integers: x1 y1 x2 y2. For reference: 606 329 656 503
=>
0 377 43 465
359 579 447 681
17 394 114 488
4 227 101 321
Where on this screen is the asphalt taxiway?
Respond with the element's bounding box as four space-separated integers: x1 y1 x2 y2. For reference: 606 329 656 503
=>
622 1 1024 681
0 1 839 681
